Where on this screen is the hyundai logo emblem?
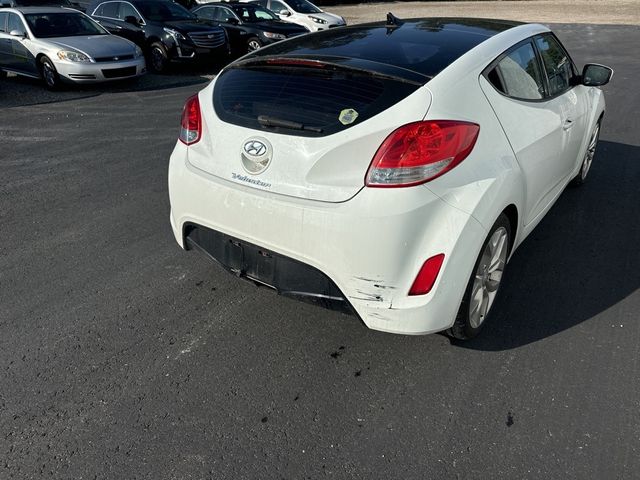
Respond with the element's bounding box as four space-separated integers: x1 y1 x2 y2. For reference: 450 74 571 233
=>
207 34 214 39
241 138 272 175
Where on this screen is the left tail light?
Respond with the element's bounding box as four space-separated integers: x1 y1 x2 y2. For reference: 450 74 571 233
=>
179 94 201 145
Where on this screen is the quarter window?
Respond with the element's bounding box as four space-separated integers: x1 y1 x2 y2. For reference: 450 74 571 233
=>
488 42 545 100
535 34 575 96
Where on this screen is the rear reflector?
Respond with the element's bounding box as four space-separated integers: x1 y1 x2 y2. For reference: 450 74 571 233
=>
179 94 201 145
366 120 479 187
408 253 445 296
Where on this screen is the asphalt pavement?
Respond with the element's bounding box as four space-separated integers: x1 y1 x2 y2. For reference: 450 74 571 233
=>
1 24 639 479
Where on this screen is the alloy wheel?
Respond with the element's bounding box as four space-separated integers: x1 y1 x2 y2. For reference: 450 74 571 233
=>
469 226 508 329
581 123 600 181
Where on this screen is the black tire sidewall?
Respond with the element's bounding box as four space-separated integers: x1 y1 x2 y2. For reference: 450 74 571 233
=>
149 43 168 73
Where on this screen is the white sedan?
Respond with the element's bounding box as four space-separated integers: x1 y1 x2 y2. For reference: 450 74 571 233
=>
168 17 612 339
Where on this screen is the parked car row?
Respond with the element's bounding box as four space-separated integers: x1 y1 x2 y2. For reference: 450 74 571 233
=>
0 0 345 88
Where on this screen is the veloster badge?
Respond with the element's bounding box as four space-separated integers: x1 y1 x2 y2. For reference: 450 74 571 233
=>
241 138 272 175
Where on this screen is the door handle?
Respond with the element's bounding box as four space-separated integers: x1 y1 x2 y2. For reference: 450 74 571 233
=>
563 118 574 131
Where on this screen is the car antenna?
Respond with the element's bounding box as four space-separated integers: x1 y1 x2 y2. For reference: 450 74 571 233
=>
386 12 403 34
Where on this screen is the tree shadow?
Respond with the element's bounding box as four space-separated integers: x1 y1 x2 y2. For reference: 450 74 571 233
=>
451 140 640 350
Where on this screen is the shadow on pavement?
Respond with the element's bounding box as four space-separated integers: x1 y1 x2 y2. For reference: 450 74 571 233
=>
0 63 220 108
452 140 640 351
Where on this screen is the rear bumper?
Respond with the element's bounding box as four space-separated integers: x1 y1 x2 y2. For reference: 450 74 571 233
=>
184 223 354 314
169 143 487 335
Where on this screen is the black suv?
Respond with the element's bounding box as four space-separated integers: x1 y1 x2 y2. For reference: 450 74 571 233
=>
192 2 307 55
87 0 229 72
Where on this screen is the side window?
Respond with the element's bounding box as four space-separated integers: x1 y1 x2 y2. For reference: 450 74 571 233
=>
95 2 119 18
195 7 215 20
535 34 575 96
219 7 237 22
253 0 268 7
270 0 288 13
0 12 8 32
7 12 25 33
119 2 142 22
488 42 545 100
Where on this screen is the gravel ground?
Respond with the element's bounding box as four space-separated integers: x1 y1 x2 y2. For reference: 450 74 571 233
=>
333 0 640 26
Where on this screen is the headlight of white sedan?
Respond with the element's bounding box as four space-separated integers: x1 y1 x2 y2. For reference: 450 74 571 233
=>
57 50 92 62
310 16 327 24
263 32 286 40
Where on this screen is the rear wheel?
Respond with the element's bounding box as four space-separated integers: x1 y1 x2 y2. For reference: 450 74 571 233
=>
40 56 61 90
448 213 511 340
149 42 169 73
571 120 601 186
247 37 262 53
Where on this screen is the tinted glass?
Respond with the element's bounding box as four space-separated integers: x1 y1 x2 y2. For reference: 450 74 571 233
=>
25 12 106 37
270 0 288 13
0 12 8 32
213 65 419 137
95 1 119 17
535 34 574 96
231 5 277 22
216 6 236 22
194 6 215 20
135 1 194 21
7 12 25 32
249 19 519 79
286 0 319 13
15 0 73 5
490 42 544 100
119 2 141 21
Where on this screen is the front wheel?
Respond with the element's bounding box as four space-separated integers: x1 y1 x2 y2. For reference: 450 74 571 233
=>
149 43 169 73
571 120 601 186
247 37 262 53
40 56 61 90
447 214 511 340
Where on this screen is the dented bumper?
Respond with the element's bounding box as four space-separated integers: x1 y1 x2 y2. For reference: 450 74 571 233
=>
169 142 487 335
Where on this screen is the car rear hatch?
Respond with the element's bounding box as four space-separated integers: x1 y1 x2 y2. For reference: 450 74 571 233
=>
187 56 432 203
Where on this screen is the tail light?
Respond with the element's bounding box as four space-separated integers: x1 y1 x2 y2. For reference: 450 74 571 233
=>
408 253 445 296
366 120 480 187
179 94 201 145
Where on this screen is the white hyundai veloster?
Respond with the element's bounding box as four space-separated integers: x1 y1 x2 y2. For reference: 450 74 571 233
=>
168 16 612 339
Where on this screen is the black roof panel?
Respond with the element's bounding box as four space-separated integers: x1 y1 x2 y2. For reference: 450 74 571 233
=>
248 17 524 78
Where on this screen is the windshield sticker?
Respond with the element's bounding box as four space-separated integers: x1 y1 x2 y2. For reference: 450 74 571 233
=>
338 108 359 125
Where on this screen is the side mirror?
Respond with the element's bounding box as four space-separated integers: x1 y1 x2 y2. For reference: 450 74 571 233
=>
279 9 291 16
582 63 613 86
9 29 26 38
226 17 239 25
124 15 140 26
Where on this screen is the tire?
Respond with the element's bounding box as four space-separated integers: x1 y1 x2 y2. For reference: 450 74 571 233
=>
40 56 61 90
247 37 262 53
149 42 169 73
571 119 601 186
447 213 512 340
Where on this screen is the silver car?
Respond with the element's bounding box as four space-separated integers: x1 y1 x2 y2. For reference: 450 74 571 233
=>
0 7 146 88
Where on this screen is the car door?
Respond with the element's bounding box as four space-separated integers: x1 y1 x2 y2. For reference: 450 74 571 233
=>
480 39 576 226
0 11 10 68
534 33 589 178
4 12 37 75
114 1 145 46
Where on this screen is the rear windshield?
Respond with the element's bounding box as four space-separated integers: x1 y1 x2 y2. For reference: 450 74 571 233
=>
213 64 420 137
